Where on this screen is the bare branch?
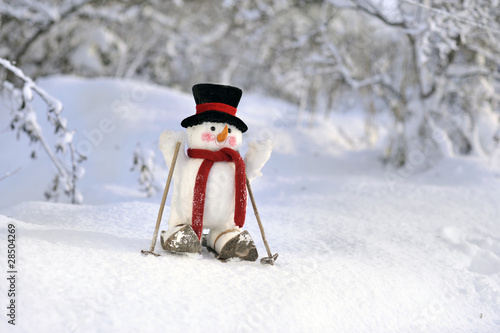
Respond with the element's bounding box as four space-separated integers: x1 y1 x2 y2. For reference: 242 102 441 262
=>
0 167 21 182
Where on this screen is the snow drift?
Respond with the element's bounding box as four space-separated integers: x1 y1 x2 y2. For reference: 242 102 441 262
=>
1 77 500 332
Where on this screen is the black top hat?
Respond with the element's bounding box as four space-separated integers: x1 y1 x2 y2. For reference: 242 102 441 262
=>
181 83 248 133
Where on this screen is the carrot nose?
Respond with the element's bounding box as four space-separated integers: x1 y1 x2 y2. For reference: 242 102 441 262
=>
217 125 228 142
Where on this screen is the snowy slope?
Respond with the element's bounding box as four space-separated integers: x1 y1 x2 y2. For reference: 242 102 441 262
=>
1 77 500 332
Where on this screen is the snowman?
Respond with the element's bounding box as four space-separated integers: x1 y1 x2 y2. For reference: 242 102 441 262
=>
158 83 272 261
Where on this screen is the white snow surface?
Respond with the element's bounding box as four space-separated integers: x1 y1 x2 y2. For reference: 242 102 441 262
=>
1 76 500 332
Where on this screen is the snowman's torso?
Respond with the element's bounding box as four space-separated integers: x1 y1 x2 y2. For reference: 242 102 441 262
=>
170 157 237 230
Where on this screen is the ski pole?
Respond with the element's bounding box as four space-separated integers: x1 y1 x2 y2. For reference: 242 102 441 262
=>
141 141 181 257
246 178 278 265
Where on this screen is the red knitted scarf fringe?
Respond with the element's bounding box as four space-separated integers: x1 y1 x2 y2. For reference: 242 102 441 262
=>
187 148 247 240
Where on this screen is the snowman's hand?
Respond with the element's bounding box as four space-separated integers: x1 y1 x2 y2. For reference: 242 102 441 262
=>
159 130 186 167
244 140 273 183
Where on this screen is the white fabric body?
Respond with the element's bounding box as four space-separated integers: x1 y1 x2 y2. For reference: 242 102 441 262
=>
159 121 272 249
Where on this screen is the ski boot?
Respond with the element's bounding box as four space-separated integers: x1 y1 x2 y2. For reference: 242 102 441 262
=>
161 225 201 254
210 229 258 262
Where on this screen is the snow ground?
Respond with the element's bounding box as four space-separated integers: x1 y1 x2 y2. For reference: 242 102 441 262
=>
1 76 500 332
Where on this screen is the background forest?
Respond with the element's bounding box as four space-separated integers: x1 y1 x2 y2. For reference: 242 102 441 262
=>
1 0 500 201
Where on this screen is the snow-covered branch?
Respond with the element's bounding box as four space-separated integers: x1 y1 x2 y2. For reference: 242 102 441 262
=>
13 0 94 65
0 58 62 113
0 57 85 203
350 0 406 28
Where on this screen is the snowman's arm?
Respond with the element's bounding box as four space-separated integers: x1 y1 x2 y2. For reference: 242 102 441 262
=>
244 140 273 183
159 130 187 168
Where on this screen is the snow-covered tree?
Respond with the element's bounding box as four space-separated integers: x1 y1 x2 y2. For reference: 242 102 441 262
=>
2 0 499 172
131 143 159 197
344 0 500 167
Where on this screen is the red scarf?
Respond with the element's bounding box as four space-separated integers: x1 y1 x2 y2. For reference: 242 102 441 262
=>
187 148 247 240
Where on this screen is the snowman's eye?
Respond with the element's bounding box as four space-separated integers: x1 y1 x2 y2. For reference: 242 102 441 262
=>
210 126 216 131
228 128 232 133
